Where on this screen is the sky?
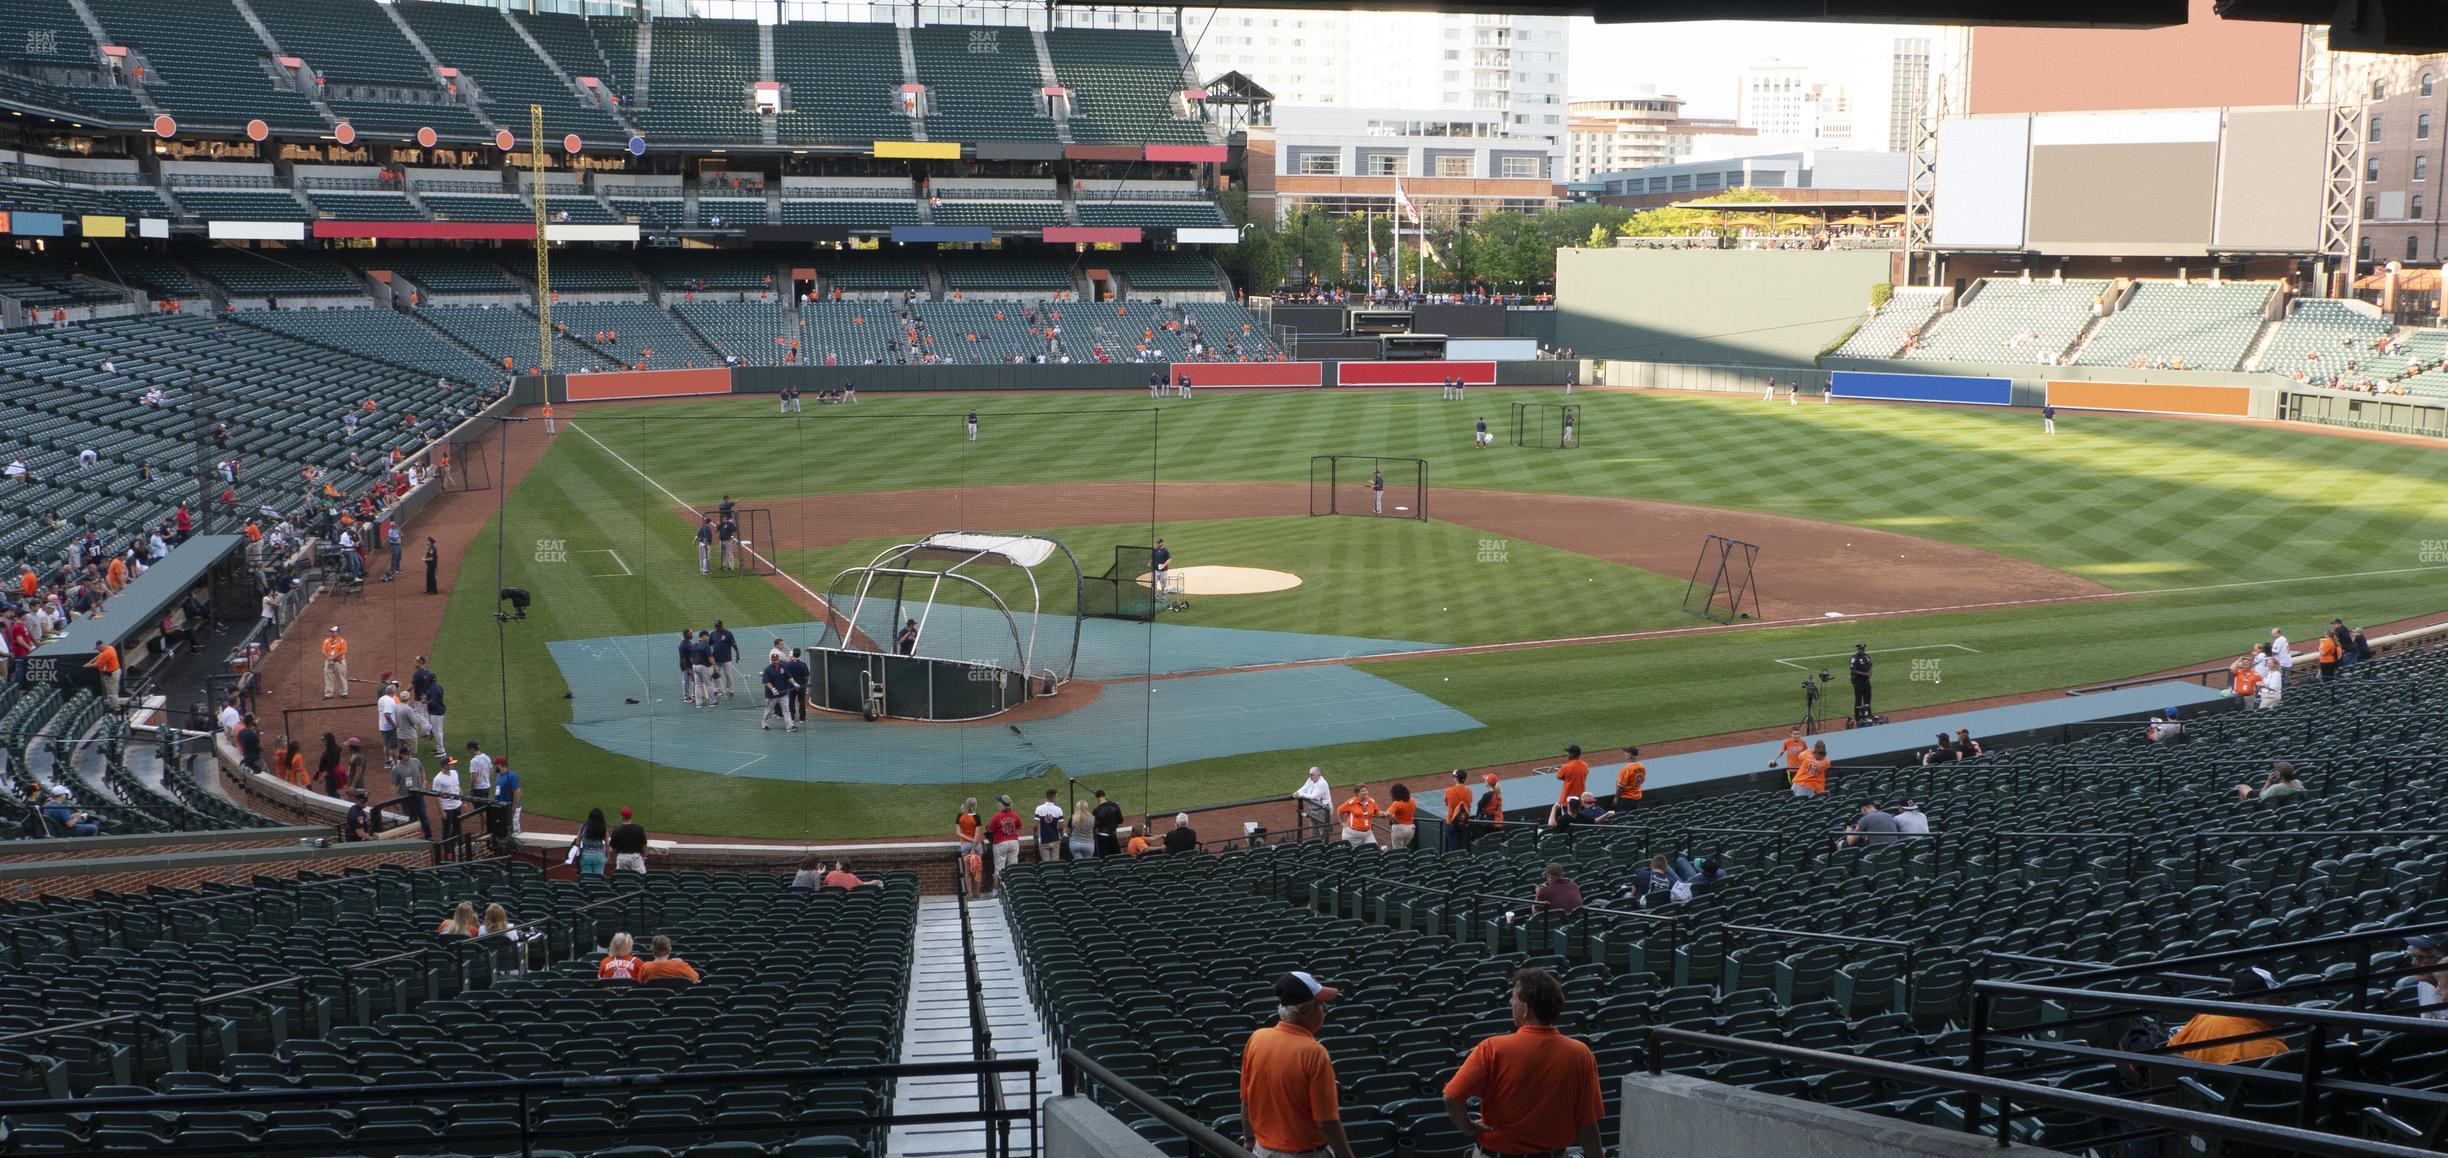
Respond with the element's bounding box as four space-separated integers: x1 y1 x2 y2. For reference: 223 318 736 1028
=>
1564 19 1943 116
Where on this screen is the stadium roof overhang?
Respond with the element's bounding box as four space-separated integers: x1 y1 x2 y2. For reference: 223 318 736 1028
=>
1061 0 2192 29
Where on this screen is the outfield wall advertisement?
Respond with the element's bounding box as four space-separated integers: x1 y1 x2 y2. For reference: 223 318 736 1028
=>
1335 360 1497 387
1828 371 2013 406
562 368 736 402
1167 362 1324 388
2045 379 2252 417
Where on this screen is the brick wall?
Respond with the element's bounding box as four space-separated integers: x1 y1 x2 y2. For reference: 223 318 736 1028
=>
0 831 323 867
0 843 430 902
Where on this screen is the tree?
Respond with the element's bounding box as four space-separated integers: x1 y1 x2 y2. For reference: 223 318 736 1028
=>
1615 187 1781 238
1587 222 1612 249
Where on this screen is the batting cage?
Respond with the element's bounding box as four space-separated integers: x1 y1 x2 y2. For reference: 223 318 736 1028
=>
437 420 494 493
1309 455 1428 520
453 400 1163 846
1511 402 1581 449
702 506 777 578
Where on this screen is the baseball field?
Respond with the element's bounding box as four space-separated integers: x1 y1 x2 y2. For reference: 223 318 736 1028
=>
428 387 2448 840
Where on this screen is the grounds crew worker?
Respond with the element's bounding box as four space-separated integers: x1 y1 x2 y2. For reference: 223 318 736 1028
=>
321 626 349 699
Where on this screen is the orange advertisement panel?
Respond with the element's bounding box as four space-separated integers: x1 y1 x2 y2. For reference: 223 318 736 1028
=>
2045 379 2251 418
563 368 734 402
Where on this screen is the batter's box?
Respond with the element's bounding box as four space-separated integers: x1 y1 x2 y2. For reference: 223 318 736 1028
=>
578 548 634 578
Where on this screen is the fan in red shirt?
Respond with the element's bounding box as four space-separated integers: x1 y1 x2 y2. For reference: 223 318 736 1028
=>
984 794 1024 895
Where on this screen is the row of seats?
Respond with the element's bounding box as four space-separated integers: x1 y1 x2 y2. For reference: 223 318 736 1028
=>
1011 645 2448 1155
0 863 922 1155
1833 287 1944 358
2072 281 2274 370
2256 297 2394 374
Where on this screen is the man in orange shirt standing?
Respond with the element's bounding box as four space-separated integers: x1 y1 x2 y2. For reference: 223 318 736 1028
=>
1614 745 1647 812
321 627 349 699
1240 971 1356 1158
541 402 555 434
1772 727 1810 795
86 640 121 706
1336 785 1380 847
1385 784 1417 850
1443 967 1604 1158
1554 744 1588 811
1442 769 1473 852
1476 773 1504 834
1791 739 1831 798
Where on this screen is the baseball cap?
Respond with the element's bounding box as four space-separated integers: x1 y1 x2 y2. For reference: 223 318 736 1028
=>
328 625 339 632
1483 773 1498 784
1273 971 1339 1006
2408 935 2448 952
1565 744 1581 758
345 736 361 747
2230 967 2276 995
618 807 633 820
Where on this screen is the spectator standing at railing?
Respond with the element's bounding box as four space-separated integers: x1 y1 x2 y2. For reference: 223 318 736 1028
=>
1385 785 1416 850
1090 789 1124 857
1554 745 1588 810
984 794 1023 893
1034 789 1065 862
431 758 464 842
1442 769 1472 852
1295 766 1334 840
1442 967 1603 1158
610 807 649 874
1336 786 1380 848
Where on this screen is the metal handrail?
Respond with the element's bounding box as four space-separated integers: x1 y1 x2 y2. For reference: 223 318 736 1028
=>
1645 1028 2434 1158
1062 1048 1255 1158
2009 918 2448 986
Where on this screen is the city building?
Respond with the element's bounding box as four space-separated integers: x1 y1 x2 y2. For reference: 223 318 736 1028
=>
1176 10 1569 146
1563 90 1762 183
1739 59 1814 139
1245 106 1560 225
1586 149 1908 210
1884 37 1932 153
2357 55 2448 266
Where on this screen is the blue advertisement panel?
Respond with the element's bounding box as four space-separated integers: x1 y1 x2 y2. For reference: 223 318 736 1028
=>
890 225 992 244
1828 370 2013 406
8 211 64 237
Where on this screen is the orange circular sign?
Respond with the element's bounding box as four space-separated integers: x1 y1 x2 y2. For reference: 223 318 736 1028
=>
151 114 175 138
245 118 268 142
494 130 514 151
415 126 438 148
562 134 582 155
333 122 356 145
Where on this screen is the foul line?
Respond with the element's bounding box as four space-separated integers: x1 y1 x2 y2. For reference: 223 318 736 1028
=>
1771 643 1980 669
568 420 860 641
582 548 633 578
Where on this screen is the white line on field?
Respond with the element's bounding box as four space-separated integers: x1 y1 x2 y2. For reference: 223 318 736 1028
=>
581 548 633 578
567 420 840 616
1771 643 1980 669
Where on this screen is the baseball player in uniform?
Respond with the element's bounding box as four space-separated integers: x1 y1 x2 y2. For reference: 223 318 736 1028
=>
678 630 700 704
710 621 740 699
1371 469 1385 514
1474 417 1490 448
966 409 978 441
690 632 718 709
695 517 714 575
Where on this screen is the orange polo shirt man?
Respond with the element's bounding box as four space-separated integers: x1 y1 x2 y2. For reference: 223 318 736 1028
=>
103 554 127 592
1241 972 1356 1158
86 641 121 704
1615 745 1647 810
1336 788 1381 847
1554 745 1588 809
1442 770 1473 852
1443 967 1604 1157
320 627 350 700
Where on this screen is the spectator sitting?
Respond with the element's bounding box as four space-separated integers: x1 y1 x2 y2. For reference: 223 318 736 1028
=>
636 935 701 983
788 851 825 889
1529 861 1583 916
1626 855 1674 900
2240 760 2307 802
598 931 643 980
2400 935 2448 1020
2147 706 2186 744
822 862 881 889
1670 855 1725 886
1126 826 1153 857
435 901 478 936
1845 801 1900 848
1953 728 1982 758
2163 968 2290 1064
1921 734 1957 765
41 786 96 836
1892 799 1930 836
342 790 373 842
1162 812 1197 854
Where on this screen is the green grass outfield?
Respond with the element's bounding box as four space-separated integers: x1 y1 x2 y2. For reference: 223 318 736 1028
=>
427 389 2448 839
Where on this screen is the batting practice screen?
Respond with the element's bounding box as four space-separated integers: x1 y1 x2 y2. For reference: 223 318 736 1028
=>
1510 402 1580 449
1309 455 1427 520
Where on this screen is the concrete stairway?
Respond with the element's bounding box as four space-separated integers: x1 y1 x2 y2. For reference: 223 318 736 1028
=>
885 894 1055 1158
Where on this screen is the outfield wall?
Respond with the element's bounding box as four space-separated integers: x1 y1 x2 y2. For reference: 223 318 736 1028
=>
538 360 1574 400
1556 248 1890 365
1828 370 2012 406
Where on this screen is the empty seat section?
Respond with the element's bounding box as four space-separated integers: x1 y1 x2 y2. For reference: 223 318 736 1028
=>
232 307 493 380
639 251 775 293
1102 251 1223 293
395 1 629 143
908 25 1055 142
81 0 326 133
417 191 535 223
772 21 909 146
780 198 918 228
674 300 796 366
169 187 308 222
0 0 150 124
635 18 758 144
813 252 927 295
1074 200 1229 228
1834 287 1945 358
694 197 766 227
1046 28 1207 145
549 301 716 370
2255 298 2392 375
531 247 636 292
2073 282 2272 370
423 305 615 372
1908 279 2106 363
936 251 1074 296
353 251 519 296
304 189 423 221
187 248 363 298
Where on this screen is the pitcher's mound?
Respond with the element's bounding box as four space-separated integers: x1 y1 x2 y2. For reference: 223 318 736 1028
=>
1139 565 1303 595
